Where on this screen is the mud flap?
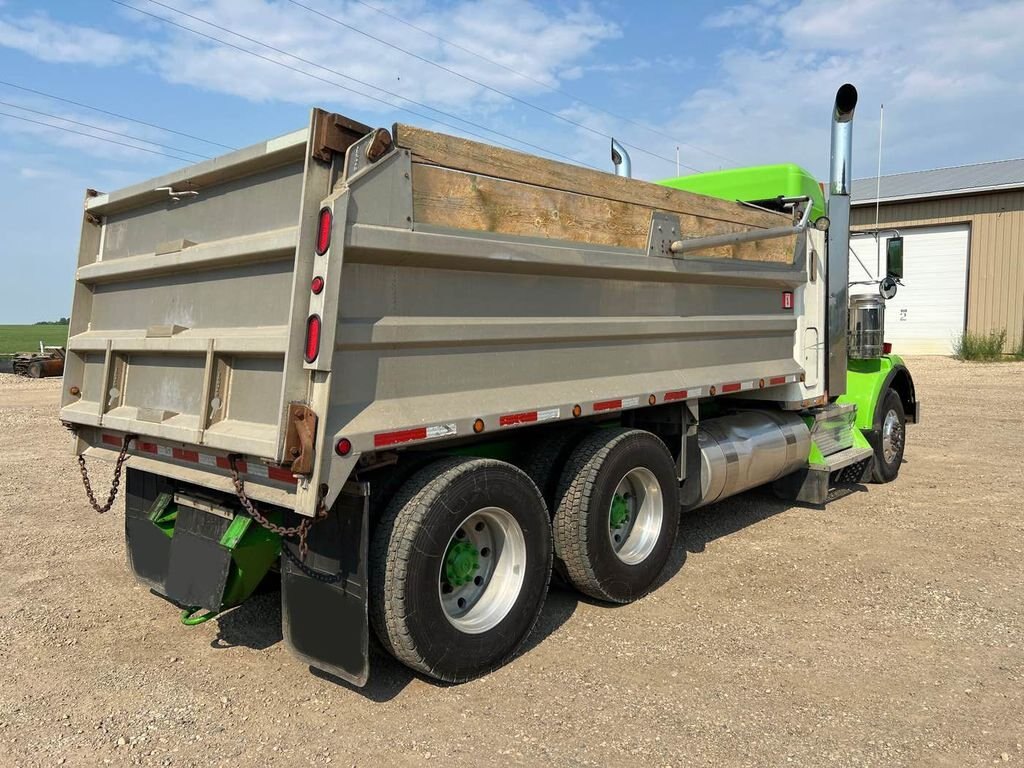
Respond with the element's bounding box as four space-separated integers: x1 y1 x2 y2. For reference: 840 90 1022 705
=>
282 482 370 687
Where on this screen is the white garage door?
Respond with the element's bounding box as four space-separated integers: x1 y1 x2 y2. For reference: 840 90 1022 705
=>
849 224 969 355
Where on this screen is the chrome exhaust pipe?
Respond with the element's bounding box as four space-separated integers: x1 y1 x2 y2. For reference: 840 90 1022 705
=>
826 83 858 398
611 138 631 178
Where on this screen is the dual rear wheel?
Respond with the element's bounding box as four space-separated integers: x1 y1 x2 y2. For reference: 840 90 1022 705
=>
370 429 680 682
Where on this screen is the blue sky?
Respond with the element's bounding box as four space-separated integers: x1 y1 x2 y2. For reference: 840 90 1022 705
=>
2 0 1023 322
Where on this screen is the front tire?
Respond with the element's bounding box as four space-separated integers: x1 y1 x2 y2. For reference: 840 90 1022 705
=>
370 457 552 683
871 389 906 483
553 429 680 603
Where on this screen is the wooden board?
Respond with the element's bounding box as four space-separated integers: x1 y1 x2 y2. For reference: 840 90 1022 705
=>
394 123 787 229
411 164 795 263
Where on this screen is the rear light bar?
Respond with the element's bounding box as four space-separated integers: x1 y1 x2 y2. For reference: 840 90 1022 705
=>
315 207 333 255
304 314 322 363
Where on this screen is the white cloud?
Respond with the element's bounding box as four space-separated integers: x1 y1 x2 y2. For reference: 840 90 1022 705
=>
0 12 150 64
671 0 1024 179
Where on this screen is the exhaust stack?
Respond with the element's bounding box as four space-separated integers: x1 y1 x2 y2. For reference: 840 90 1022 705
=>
826 83 858 398
611 138 631 178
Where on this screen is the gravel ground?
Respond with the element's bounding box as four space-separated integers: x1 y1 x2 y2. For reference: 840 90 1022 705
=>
0 357 1021 767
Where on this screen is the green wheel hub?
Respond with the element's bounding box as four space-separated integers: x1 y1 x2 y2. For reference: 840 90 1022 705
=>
444 539 480 587
610 493 630 530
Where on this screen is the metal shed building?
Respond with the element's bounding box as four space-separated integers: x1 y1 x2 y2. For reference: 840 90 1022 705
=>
850 158 1024 354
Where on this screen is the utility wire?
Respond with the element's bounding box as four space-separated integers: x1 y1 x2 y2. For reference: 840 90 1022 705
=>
347 0 734 166
285 0 698 172
0 111 197 162
0 79 236 151
137 0 595 168
113 0 600 170
0 100 212 159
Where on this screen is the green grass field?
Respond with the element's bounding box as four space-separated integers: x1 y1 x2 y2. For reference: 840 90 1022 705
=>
0 325 69 356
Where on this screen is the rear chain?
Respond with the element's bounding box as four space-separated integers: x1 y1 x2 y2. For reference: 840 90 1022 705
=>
78 434 137 514
280 542 347 583
227 454 327 560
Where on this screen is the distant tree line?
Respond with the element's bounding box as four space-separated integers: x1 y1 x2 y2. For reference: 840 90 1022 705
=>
34 318 69 325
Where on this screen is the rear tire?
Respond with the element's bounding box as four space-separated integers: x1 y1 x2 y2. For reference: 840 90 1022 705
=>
520 427 587 509
553 429 679 604
871 389 906 483
370 457 552 683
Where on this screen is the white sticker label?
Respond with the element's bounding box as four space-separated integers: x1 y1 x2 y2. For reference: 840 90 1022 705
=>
198 454 217 467
537 408 560 422
426 423 457 439
622 396 640 408
690 387 704 397
157 445 173 458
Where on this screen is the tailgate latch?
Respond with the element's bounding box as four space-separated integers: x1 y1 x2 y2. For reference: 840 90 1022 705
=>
285 404 318 475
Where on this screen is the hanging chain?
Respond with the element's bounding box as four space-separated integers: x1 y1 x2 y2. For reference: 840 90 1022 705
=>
227 454 327 560
78 434 137 514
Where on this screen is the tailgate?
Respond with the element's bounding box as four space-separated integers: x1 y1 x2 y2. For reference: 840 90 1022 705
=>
60 111 365 464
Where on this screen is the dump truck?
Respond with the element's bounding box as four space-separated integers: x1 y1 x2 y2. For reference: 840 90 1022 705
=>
61 84 918 685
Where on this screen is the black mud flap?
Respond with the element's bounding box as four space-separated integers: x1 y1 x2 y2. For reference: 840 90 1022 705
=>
282 482 370 687
163 505 234 612
125 469 175 591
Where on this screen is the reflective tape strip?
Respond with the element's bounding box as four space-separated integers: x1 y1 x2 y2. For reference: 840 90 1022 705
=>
664 390 688 402
102 434 122 447
268 466 296 483
375 422 456 448
247 462 269 479
593 399 622 412
173 448 199 462
721 382 742 393
768 376 787 386
499 410 537 427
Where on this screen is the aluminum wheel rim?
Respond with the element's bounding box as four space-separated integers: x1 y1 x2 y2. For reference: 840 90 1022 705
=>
438 507 527 635
882 408 904 464
608 467 664 565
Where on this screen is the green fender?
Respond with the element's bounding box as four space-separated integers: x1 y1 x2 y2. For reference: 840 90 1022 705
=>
839 354 919 434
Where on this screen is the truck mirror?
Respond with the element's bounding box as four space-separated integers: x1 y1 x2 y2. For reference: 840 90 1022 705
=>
886 236 904 279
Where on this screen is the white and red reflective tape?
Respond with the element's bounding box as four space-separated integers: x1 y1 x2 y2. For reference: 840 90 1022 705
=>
373 422 457 448
100 433 296 484
498 407 559 427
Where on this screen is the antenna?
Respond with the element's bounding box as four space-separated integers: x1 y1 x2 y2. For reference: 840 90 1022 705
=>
875 103 884 276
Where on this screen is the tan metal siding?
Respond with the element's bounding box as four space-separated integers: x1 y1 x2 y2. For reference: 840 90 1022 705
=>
852 190 1024 349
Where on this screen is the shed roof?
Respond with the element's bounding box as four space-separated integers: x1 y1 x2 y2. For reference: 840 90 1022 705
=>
851 157 1024 205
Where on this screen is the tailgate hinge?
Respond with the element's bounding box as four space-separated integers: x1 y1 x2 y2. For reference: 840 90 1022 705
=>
311 109 373 164
285 404 318 475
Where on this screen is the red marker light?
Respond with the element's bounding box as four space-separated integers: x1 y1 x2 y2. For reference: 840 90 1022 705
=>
304 314 322 363
335 437 352 456
311 276 324 294
883 342 893 354
782 291 794 310
315 207 332 255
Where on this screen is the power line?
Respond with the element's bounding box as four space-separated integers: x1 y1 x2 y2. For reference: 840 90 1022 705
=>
0 79 236 151
0 111 197 162
347 0 734 166
138 0 596 169
113 0 600 170
285 0 698 172
0 100 211 159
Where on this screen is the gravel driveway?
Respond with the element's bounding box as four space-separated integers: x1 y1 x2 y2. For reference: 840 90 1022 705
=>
1 356 1021 767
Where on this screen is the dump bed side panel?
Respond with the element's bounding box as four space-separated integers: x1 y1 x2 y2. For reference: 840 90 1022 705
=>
306 135 820 484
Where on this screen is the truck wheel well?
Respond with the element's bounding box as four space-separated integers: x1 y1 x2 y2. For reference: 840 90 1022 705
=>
888 367 916 419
